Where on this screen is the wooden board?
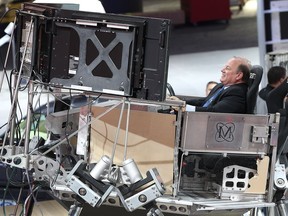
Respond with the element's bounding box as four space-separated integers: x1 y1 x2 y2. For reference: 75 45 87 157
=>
90 106 176 194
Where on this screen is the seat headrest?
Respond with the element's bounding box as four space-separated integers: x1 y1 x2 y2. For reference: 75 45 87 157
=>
246 65 263 114
248 65 263 88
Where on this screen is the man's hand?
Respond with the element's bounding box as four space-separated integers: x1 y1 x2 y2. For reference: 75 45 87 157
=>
166 96 186 112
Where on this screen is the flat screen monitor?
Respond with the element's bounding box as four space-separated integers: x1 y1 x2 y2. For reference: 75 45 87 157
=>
15 3 171 101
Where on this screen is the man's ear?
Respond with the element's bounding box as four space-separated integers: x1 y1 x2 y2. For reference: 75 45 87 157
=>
236 71 244 81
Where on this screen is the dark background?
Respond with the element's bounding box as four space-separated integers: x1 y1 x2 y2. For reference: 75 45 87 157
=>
169 16 258 55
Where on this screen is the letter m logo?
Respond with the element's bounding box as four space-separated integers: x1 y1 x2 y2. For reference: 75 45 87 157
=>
215 122 235 142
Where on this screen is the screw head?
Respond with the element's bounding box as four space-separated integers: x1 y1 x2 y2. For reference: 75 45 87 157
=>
138 194 147 203
79 188 87 196
277 178 285 186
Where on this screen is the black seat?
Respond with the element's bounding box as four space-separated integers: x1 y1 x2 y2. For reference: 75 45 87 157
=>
167 83 175 97
246 65 263 114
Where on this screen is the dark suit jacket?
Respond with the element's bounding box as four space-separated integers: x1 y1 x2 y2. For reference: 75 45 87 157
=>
266 78 288 113
186 83 248 113
259 84 274 101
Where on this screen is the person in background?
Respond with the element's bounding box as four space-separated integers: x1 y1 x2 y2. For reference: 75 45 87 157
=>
259 66 286 101
259 66 287 114
205 81 218 96
169 56 251 114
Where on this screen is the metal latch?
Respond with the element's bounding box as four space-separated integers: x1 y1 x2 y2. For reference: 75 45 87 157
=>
251 126 269 144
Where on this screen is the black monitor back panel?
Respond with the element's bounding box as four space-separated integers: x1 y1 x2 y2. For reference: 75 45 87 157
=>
16 3 171 101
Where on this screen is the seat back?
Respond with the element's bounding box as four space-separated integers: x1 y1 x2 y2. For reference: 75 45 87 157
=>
246 65 263 114
167 83 176 97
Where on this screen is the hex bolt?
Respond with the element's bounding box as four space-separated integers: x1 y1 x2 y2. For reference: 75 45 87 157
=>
79 188 87 196
138 194 147 203
277 178 285 186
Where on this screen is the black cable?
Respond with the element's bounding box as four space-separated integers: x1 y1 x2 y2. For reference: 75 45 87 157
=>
64 89 72 142
2 166 16 216
23 184 43 216
0 8 29 143
5 166 28 187
8 69 24 143
0 122 8 130
35 92 42 138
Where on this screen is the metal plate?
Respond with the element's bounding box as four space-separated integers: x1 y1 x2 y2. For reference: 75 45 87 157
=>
181 112 270 154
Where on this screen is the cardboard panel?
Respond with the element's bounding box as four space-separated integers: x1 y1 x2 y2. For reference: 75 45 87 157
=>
245 156 269 194
90 106 176 194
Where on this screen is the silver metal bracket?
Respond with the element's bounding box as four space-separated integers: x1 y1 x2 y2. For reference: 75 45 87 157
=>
251 125 269 144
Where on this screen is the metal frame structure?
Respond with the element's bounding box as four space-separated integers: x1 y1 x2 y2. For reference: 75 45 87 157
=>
1 3 288 216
